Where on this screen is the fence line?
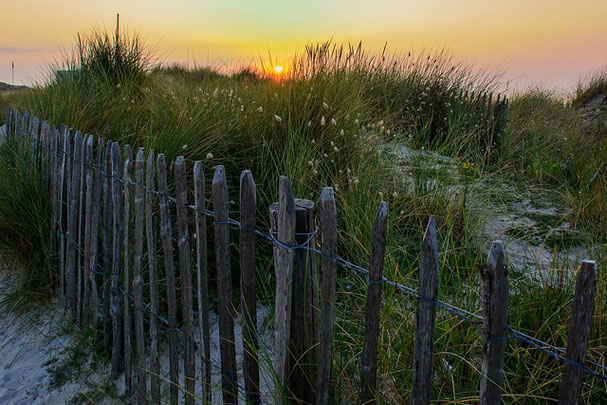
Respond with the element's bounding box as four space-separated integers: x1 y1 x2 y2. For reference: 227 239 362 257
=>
4 109 605 405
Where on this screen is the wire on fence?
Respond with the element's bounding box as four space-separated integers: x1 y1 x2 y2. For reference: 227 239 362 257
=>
50 140 607 384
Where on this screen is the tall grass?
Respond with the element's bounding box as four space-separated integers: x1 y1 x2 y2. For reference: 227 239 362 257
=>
1 29 606 402
0 140 53 308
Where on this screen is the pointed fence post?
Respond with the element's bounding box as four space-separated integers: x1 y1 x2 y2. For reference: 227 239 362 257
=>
194 161 212 402
122 144 133 393
157 153 180 404
479 241 508 405
132 148 146 404
269 176 296 403
82 135 94 326
175 156 196 404
67 131 83 320
77 134 86 326
360 201 388 405
110 142 123 379
145 150 161 404
411 216 440 405
87 137 103 330
102 139 113 355
558 260 597 405
316 187 338 405
240 170 260 403
213 165 238 405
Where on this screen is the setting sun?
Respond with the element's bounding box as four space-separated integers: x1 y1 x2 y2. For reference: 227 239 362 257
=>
274 65 283 74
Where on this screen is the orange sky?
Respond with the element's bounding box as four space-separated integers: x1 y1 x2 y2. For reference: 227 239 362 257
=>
1 0 606 92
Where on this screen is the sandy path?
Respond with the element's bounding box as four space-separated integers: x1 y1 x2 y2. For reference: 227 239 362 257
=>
0 269 118 404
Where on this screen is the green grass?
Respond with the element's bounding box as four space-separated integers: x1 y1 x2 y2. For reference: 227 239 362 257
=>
1 28 606 402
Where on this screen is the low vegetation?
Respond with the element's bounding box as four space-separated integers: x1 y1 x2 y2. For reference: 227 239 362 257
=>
0 29 606 402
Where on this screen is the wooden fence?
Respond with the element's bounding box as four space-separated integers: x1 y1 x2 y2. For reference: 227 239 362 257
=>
2 109 602 405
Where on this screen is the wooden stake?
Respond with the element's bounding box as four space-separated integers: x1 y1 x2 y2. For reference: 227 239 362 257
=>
157 153 180 404
123 145 133 392
360 201 388 405
240 170 260 403
110 142 123 379
559 260 597 405
270 176 296 403
175 156 196 404
212 165 238 404
479 241 508 405
411 216 440 405
145 150 161 404
316 187 338 405
194 161 212 402
102 139 113 355
133 148 146 403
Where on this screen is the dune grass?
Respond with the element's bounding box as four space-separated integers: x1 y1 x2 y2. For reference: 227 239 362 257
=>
0 29 606 402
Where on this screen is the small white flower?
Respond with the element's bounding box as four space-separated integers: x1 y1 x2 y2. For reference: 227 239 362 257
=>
313 170 319 176
331 118 337 126
354 119 359 125
323 102 329 109
339 129 345 136
206 153 213 159
330 141 335 147
257 106 263 113
308 120 312 127
321 116 326 126
400 210 405 215
182 145 187 150
353 178 359 185
392 191 398 198
333 146 339 152
311 139 315 144
308 161 314 167
274 115 282 123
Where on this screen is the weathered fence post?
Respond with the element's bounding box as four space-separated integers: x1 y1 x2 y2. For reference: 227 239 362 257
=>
145 150 161 404
270 196 318 403
558 260 597 405
175 156 196 405
360 201 388 404
67 131 83 320
122 145 133 393
102 139 113 355
212 165 238 405
82 135 94 326
88 136 103 330
156 153 180 404
132 148 146 404
316 187 338 405
479 241 508 405
194 161 212 402
240 170 260 403
77 135 86 325
411 216 440 405
269 176 296 403
110 142 123 379
57 126 69 299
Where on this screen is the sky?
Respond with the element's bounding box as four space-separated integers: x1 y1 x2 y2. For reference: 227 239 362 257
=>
1 0 606 92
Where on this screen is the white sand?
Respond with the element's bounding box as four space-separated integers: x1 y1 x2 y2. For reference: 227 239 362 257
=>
0 270 117 404
0 261 275 404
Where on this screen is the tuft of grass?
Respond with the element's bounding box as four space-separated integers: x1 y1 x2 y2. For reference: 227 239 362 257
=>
574 69 607 106
0 140 53 308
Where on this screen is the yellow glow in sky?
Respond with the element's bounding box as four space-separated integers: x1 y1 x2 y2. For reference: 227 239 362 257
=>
1 0 606 91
